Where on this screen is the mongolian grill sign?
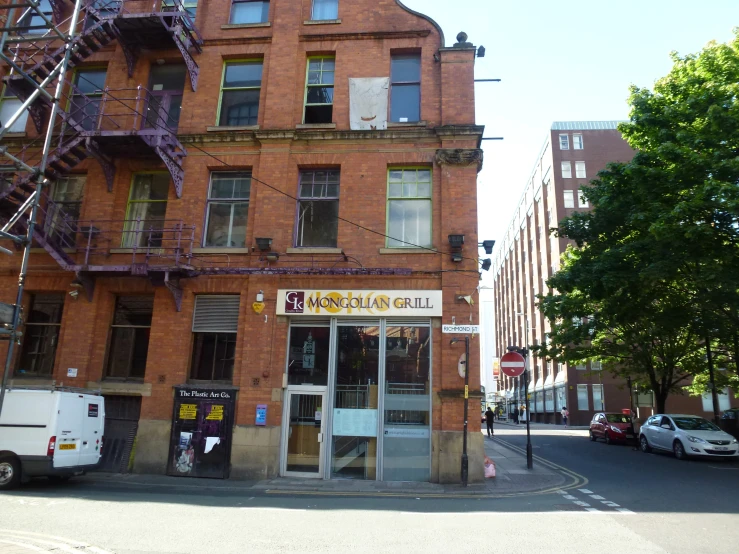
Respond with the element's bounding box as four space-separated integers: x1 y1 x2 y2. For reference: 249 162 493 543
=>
277 290 443 317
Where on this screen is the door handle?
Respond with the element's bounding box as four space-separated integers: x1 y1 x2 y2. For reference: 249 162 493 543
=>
317 433 323 443
82 441 88 445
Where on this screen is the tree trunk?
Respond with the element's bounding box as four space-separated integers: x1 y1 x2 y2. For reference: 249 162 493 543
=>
655 389 668 414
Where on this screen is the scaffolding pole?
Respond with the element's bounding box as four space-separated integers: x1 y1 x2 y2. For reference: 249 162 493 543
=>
0 0 85 418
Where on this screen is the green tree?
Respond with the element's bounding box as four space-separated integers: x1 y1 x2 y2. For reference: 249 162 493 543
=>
535 31 739 412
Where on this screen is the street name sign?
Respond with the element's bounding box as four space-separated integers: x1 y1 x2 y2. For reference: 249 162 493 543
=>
442 325 480 334
500 351 525 378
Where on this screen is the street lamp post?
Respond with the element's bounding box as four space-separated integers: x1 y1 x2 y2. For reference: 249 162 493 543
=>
517 312 534 470
451 336 470 486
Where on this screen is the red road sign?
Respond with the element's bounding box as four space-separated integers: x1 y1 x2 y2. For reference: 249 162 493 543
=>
500 351 525 378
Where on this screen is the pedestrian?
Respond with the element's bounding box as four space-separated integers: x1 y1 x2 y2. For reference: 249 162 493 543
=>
512 408 519 424
485 407 495 438
561 406 569 428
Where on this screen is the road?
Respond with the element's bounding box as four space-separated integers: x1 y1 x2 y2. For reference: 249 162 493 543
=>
1 426 737 554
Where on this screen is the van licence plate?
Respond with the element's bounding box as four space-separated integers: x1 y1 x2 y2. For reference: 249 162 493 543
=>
59 444 76 450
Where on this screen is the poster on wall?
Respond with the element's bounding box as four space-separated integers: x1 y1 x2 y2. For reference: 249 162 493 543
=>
167 387 236 479
332 408 378 437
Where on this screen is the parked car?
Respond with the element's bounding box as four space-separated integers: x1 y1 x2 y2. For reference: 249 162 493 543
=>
589 412 635 444
639 414 739 460
721 408 739 420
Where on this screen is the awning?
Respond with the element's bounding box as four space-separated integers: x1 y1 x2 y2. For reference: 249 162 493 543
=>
554 371 566 385
534 378 544 391
528 377 536 391
544 373 554 388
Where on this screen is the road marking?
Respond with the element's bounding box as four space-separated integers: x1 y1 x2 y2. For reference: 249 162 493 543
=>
556 490 567 495
578 489 593 494
585 508 601 513
0 530 115 554
0 539 47 552
573 501 591 507
616 508 635 514
601 501 620 507
562 495 577 500
589 495 605 500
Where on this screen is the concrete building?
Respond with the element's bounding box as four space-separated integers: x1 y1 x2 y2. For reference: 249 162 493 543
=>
490 122 737 426
0 0 486 482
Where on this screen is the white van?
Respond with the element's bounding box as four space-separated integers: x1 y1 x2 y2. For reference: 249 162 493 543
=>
0 388 105 489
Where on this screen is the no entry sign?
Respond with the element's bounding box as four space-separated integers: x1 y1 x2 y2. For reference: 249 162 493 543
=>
500 351 526 378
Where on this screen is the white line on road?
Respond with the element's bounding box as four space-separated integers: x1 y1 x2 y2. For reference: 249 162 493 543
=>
562 495 577 500
601 501 620 507
585 508 601 513
589 495 605 500
0 538 47 552
573 501 591 507
616 508 636 514
578 489 593 494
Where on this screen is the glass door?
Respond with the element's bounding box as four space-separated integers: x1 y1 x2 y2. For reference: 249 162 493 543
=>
283 389 325 477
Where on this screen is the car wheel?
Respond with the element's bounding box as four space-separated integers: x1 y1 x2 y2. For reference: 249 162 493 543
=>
589 431 597 442
673 440 688 460
640 435 652 453
604 432 611 445
0 455 21 490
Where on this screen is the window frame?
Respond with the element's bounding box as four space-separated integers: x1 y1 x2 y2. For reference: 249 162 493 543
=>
122 172 170 248
203 171 252 248
47 174 86 247
592 384 604 411
303 56 335 125
216 59 263 127
311 0 339 20
573 133 583 150
229 0 269 25
189 332 237 382
385 167 433 248
561 161 572 179
575 161 586 179
563 189 574 209
16 293 65 378
577 384 589 411
104 295 154 381
295 169 340 248
389 54 421 123
69 67 107 131
0 84 30 134
559 134 569 150
18 0 53 34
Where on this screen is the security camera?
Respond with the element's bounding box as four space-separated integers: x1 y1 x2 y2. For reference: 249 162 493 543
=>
68 290 79 299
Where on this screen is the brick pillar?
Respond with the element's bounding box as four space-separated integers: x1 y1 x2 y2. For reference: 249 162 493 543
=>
439 33 477 126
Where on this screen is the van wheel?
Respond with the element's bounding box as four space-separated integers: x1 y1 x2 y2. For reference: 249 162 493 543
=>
0 455 21 490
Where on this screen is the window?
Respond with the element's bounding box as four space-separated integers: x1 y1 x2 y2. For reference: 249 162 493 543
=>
296 170 339 247
577 384 589 410
0 86 29 133
190 296 240 382
230 0 269 24
106 296 154 380
575 363 586 370
591 360 602 371
545 389 554 412
18 0 53 34
592 384 604 411
555 386 566 411
303 57 335 124
573 133 583 150
386 168 432 248
561 161 571 179
204 172 251 248
575 161 586 179
559 134 569 150
390 55 420 123
578 189 589 208
70 69 107 131
16 294 64 377
162 0 197 18
287 324 330 385
563 190 574 209
123 173 169 248
312 0 338 20
218 61 263 126
702 388 731 412
46 175 85 247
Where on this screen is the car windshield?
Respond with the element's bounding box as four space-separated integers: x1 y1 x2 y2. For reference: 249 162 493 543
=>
672 417 720 431
606 414 631 424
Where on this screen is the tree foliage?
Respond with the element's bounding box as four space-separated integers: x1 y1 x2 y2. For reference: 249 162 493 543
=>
534 31 739 413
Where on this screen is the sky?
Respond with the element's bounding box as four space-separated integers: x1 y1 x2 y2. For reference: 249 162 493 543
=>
402 0 739 390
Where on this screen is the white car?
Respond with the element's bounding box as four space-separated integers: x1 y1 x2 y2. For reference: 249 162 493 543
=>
639 414 739 460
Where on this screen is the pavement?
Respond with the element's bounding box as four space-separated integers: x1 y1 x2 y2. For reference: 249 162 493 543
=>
68 430 574 498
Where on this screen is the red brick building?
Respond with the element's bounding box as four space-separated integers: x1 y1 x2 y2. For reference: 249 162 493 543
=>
0 0 486 482
491 122 738 426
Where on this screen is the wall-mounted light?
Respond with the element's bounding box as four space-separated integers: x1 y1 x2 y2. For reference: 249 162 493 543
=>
448 234 465 249
477 46 486 58
451 252 463 263
479 240 495 254
255 237 272 251
481 258 491 271
265 252 279 262
256 290 264 303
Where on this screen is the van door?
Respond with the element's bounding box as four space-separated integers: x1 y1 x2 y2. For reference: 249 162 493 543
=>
53 394 83 468
79 397 104 467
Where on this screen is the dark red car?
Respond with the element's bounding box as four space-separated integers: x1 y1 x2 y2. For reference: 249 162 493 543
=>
589 412 636 444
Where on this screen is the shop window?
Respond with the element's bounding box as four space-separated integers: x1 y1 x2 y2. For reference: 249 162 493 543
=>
105 296 154 380
0 86 29 133
545 389 554 412
535 390 544 413
218 61 263 126
296 170 339 247
577 384 589 410
383 325 431 482
230 0 269 24
18 0 53 33
386 168 432 248
592 384 604 411
122 173 169 248
555 386 566 411
559 134 569 150
312 0 338 20
16 294 64 377
287 324 330 386
190 295 240 382
204 172 251 247
46 175 85 247
303 57 335 124
390 54 420 123
70 68 107 131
